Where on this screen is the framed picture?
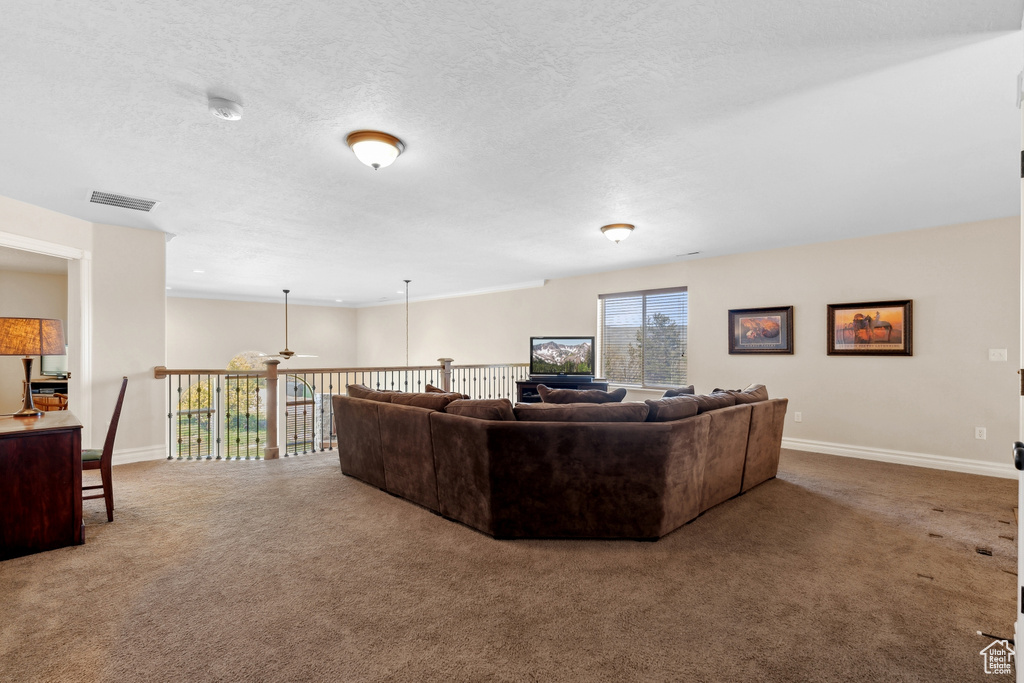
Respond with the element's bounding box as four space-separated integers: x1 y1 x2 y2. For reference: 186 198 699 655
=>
827 300 912 356
728 306 794 354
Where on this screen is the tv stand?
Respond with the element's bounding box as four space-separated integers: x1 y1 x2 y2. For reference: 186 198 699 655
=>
516 378 609 403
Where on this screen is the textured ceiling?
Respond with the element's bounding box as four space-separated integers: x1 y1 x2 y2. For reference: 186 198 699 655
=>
0 1 1021 306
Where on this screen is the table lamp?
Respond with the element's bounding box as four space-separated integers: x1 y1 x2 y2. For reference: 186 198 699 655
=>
0 317 66 417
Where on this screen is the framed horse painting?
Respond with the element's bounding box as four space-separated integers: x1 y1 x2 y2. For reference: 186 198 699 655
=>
827 300 912 356
728 306 794 354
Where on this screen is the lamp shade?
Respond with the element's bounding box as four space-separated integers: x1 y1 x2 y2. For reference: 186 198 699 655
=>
346 130 405 170
0 318 66 356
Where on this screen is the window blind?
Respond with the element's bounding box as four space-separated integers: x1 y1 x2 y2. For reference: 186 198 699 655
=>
599 287 687 387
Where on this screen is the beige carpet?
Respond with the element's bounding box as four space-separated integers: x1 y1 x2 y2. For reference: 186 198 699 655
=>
0 449 1016 682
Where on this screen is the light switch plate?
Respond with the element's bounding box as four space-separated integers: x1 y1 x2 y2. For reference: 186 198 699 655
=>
989 348 1008 361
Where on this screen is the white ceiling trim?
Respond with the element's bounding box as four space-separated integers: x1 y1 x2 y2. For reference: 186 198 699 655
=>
0 230 86 260
168 278 548 308
350 279 548 308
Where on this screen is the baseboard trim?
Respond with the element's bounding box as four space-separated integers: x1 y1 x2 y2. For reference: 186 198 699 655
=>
112 445 166 466
781 437 1015 480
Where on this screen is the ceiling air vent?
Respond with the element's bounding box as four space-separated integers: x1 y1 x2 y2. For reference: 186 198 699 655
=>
89 191 159 212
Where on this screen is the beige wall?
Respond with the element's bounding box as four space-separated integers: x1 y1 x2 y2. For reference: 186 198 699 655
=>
0 196 167 459
90 223 166 457
0 195 91 251
356 217 1020 474
165 298 358 369
0 271 68 412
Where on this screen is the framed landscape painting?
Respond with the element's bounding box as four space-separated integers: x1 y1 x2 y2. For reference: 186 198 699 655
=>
728 306 794 354
827 300 912 356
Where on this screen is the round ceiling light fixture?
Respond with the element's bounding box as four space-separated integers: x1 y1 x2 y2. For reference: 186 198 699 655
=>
600 223 635 243
346 130 405 170
209 97 243 121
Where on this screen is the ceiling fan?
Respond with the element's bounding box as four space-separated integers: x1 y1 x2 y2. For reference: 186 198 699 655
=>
260 289 317 360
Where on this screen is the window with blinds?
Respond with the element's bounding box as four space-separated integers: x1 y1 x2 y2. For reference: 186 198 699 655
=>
598 287 687 388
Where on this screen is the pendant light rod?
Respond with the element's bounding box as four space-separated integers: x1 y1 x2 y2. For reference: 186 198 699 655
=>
404 280 411 367
279 289 295 359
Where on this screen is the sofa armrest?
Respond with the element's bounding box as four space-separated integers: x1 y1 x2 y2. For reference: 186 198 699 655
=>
699 404 752 512
741 398 788 492
332 395 386 489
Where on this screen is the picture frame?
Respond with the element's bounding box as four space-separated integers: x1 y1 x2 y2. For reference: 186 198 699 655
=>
728 306 794 354
827 300 912 356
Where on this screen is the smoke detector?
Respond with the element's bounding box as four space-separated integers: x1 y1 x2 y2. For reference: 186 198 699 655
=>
209 97 243 121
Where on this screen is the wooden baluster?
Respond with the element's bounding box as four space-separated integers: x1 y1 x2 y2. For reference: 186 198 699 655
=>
264 360 280 459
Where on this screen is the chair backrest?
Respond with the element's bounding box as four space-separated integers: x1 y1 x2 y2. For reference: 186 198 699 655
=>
100 377 129 461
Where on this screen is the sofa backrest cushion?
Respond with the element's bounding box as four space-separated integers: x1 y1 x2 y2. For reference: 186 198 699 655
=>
391 392 456 411
347 384 397 402
662 385 695 397
513 402 649 422
644 395 700 422
712 383 769 404
537 385 628 404
445 398 516 421
425 383 471 399
693 392 738 414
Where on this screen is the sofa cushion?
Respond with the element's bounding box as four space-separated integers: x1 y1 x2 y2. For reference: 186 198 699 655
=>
391 392 456 411
537 385 627 404
662 385 695 397
712 384 769 404
693 392 738 414
445 398 516 421
513 402 649 422
425 383 471 399
644 395 700 422
346 384 397 402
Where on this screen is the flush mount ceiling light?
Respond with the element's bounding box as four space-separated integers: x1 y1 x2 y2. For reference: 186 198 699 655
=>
209 97 243 121
601 223 635 243
346 130 405 170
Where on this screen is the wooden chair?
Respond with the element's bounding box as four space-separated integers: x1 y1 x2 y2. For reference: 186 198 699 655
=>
82 377 128 522
36 393 68 411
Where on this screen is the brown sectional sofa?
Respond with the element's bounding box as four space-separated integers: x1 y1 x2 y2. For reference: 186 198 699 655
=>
331 392 787 540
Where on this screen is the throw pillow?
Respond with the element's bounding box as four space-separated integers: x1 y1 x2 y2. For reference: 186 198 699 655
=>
536 385 627 404
444 398 516 421
425 383 471 399
512 402 649 422
662 385 696 398
693 392 738 414
711 384 769 404
390 392 455 411
346 384 397 403
644 395 700 422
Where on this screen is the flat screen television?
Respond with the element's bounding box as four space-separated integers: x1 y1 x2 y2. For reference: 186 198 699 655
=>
40 347 68 378
530 336 595 377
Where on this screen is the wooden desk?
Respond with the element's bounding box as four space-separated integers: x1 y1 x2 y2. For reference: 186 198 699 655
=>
0 412 83 560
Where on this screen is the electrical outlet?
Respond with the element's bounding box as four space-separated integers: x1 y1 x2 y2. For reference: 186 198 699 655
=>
989 349 1008 362
794 412 802 423
975 427 987 440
